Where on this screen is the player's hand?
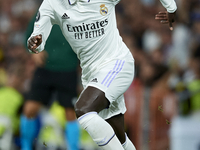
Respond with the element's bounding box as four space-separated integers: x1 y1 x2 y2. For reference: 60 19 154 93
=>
28 34 42 54
155 11 176 31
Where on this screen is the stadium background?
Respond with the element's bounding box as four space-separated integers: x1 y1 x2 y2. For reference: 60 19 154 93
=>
0 0 200 149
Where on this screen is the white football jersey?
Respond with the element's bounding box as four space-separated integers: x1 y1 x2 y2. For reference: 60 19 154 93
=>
30 0 133 80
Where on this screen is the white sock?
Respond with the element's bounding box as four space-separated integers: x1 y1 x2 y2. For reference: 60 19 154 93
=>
78 112 124 150
122 134 136 150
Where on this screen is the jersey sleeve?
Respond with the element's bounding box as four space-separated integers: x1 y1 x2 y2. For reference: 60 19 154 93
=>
28 0 55 53
107 0 121 6
159 0 177 13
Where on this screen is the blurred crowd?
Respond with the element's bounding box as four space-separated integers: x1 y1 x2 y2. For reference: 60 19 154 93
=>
0 0 200 150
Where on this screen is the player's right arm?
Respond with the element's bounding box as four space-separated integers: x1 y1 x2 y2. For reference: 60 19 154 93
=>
28 0 55 54
155 0 177 30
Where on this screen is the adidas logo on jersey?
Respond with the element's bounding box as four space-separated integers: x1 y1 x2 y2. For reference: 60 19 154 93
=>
62 13 70 19
91 78 98 83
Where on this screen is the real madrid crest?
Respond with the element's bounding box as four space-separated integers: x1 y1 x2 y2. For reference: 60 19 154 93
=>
100 4 108 16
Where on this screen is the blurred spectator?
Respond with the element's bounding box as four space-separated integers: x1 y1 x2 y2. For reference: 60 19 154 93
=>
0 61 27 150
0 48 6 87
169 44 200 150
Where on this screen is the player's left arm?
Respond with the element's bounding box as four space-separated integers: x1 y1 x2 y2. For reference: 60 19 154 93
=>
155 0 177 30
28 0 55 54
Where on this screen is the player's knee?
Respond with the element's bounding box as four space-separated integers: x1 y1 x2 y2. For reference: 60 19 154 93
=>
74 106 85 118
23 107 38 119
23 101 41 118
23 109 37 119
74 103 91 118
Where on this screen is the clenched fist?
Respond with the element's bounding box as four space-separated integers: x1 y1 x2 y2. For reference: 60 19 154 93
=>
28 34 42 54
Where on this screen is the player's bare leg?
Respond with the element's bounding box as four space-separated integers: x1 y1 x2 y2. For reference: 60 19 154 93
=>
65 108 76 121
75 86 125 150
106 114 136 150
23 100 42 118
65 108 80 150
21 100 41 150
106 114 125 143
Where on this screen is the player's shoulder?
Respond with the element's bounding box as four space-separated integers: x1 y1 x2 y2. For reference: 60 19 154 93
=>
42 0 63 6
93 0 121 5
46 0 71 9
96 0 120 3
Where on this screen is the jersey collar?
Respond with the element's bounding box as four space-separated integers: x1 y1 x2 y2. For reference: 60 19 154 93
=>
68 0 90 5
